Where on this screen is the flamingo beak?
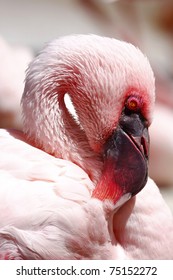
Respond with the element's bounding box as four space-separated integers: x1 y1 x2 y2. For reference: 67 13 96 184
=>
92 113 149 204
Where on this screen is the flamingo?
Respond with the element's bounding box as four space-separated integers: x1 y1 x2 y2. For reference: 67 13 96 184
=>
0 34 173 260
149 103 173 186
0 36 33 129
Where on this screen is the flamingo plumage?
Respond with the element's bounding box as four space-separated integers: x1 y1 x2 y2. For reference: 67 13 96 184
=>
0 34 172 259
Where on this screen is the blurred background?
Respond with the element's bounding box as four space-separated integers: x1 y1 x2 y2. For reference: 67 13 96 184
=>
0 0 173 211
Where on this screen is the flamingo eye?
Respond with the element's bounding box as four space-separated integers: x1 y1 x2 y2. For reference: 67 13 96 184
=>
125 96 141 112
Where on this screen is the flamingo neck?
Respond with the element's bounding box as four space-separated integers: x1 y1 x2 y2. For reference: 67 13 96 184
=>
22 84 102 183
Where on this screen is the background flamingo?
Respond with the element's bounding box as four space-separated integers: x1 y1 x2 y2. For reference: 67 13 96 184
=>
0 37 33 129
0 34 172 259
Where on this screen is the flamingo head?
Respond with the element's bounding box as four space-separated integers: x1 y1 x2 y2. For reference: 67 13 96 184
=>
22 34 155 206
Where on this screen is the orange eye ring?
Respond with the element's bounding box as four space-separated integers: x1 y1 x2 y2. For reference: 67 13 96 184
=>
125 96 141 111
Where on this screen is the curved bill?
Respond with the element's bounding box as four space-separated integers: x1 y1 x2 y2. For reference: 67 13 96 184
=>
92 113 149 204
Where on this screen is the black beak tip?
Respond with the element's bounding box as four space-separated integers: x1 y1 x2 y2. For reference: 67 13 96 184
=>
104 126 149 198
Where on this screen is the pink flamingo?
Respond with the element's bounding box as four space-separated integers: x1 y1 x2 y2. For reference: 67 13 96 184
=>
0 37 33 129
149 103 173 186
0 34 172 260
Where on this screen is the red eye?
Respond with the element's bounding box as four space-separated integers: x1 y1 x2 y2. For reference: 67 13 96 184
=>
125 96 141 111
